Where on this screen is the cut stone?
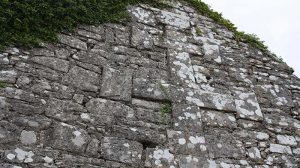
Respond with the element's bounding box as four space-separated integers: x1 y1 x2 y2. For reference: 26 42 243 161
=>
172 104 202 132
100 67 133 102
62 66 100 92
234 91 263 121
201 110 237 129
206 131 246 159
31 57 69 72
0 70 17 83
58 34 87 50
144 148 177 168
167 130 207 156
51 123 90 153
276 135 297 146
269 144 292 155
100 137 143 166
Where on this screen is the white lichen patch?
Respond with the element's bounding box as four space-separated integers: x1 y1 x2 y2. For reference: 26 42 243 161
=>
80 113 93 121
14 148 34 163
130 128 138 132
72 130 85 147
43 156 53 163
235 92 263 121
7 153 16 160
189 136 205 144
186 96 204 107
123 143 130 148
157 10 190 29
256 132 269 140
20 130 37 145
151 149 175 167
178 138 186 145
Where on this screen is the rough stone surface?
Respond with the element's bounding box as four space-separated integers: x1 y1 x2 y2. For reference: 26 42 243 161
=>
0 1 299 167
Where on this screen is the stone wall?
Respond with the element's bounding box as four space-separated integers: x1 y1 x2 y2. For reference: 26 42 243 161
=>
0 1 299 167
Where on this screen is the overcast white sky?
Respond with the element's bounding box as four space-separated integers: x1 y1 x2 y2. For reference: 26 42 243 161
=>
202 0 300 77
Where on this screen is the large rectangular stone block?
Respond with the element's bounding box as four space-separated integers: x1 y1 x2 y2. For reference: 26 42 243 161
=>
100 137 143 166
62 66 100 92
100 67 133 102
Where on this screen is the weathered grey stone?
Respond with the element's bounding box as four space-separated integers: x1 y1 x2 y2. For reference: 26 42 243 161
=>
0 87 39 103
77 29 103 41
177 155 209 168
84 98 135 126
167 130 207 156
100 67 133 101
86 98 134 118
135 107 171 125
58 34 87 50
20 130 37 145
12 115 52 130
4 147 35 163
51 123 90 153
174 88 236 111
206 131 246 159
128 6 156 26
101 137 143 166
201 110 237 129
45 98 84 122
0 1 299 166
31 48 55 57
0 121 20 144
55 48 71 59
255 85 294 107
0 70 17 83
234 91 263 121
73 94 84 104
111 125 167 145
133 78 170 101
62 66 100 92
276 135 297 146
132 26 155 49
72 51 107 66
247 147 262 161
132 98 161 110
156 10 190 29
144 148 177 168
31 56 69 72
269 143 293 155
172 104 202 132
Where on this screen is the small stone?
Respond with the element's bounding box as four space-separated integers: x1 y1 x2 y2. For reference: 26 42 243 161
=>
73 94 84 104
269 144 292 154
276 135 297 146
58 34 87 50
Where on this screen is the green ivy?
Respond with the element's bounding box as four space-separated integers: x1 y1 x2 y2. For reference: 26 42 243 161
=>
195 27 202 36
0 81 8 88
160 102 172 121
0 0 269 53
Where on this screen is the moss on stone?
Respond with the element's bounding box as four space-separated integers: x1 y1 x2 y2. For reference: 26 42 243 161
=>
0 81 8 88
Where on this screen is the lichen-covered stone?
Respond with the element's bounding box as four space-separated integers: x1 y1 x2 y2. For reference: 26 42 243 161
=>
144 148 177 168
100 67 133 101
62 66 100 91
51 123 90 153
234 91 263 121
101 137 143 166
0 1 299 167
31 57 69 72
58 34 87 50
